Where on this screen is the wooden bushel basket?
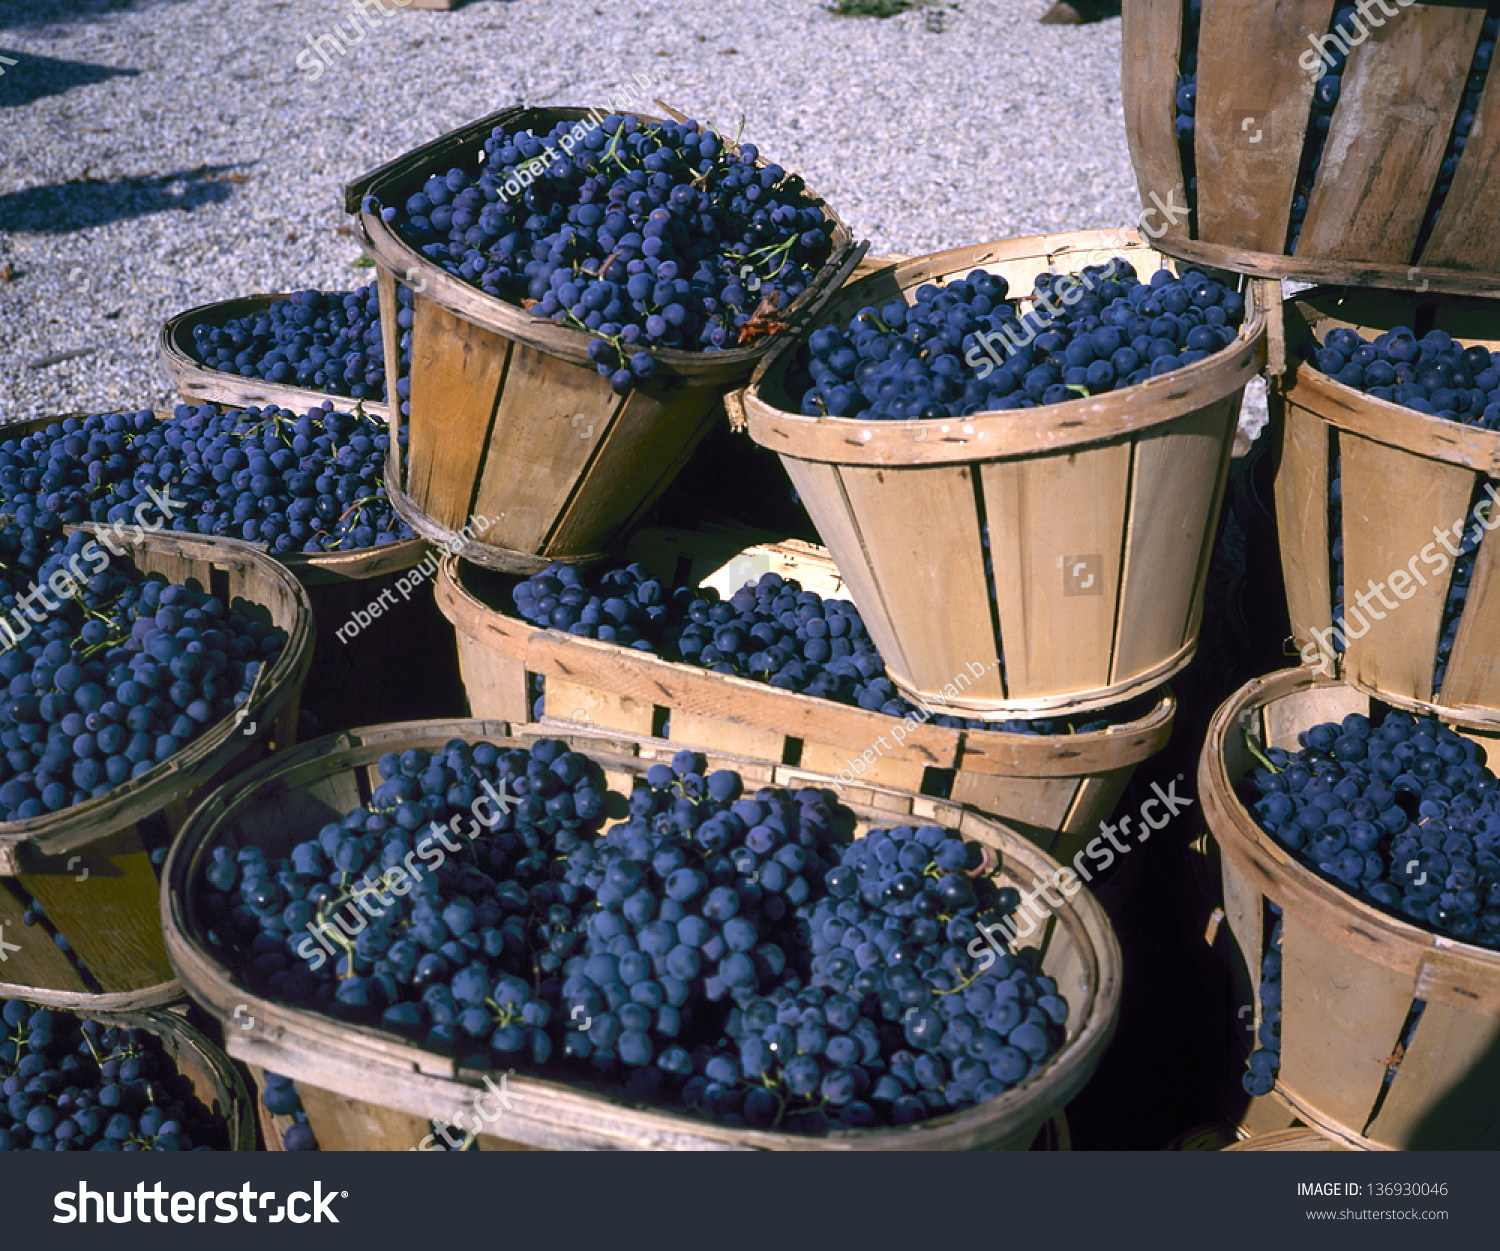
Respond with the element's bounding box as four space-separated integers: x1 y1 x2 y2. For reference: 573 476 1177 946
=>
0 1000 258 1151
0 529 313 1010
344 105 860 573
163 718 1121 1152
737 232 1267 719
1201 667 1500 1150
1124 0 1500 296
435 543 1175 867
158 293 391 422
1274 287 1500 726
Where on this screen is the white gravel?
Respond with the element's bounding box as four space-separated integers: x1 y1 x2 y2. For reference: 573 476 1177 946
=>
0 0 1146 422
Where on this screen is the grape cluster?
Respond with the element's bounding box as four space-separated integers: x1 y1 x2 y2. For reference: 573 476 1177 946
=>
0 531 285 821
200 740 1067 1133
259 1073 318 1151
790 260 1244 421
1243 708 1500 949
512 563 1130 735
1 406 414 556
1241 910 1281 1098
0 1000 229 1151
1308 324 1500 431
186 282 414 412
1419 12 1499 249
374 114 834 394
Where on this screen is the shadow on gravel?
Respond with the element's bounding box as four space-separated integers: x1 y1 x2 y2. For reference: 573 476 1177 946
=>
0 165 246 234
0 49 139 107
0 0 157 33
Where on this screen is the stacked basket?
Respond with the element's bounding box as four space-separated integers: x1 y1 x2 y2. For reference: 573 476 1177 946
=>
1132 1 1500 1148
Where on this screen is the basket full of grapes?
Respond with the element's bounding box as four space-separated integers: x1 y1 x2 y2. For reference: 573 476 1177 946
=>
0 513 314 1006
163 719 1120 1151
737 232 1265 719
1124 0 1500 295
159 283 411 422
1274 286 1500 726
0 998 254 1152
1201 666 1500 1150
345 105 860 573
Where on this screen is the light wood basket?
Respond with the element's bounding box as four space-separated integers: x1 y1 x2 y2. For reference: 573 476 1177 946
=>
164 718 1121 1152
1274 287 1500 727
0 529 313 1009
344 105 861 573
1124 0 1500 296
435 532 1174 867
158 292 391 422
737 231 1266 719
1201 667 1500 1150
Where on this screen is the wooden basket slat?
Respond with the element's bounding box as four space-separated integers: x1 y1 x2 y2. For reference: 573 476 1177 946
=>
1280 911 1417 1138
1276 397 1334 657
542 381 717 559
1119 0 1188 238
406 296 508 531
1443 519 1500 710
777 458 919 682
1299 8 1482 263
837 463 1004 702
1339 430 1472 703
981 442 1131 694
164 718 1121 1152
1203 668 1500 1149
1421 58 1500 271
1195 0 1329 253
1113 397 1236 678
0 883 93 996
1365 999 1500 1148
466 346 605 551
17 830 172 994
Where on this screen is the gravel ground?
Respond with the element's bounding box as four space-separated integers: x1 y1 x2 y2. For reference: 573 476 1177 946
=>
1 0 1276 436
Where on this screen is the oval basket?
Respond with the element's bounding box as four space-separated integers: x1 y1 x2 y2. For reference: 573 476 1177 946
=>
345 104 862 572
157 292 391 422
1201 666 1500 1150
737 230 1267 719
0 528 313 1008
163 717 1121 1152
